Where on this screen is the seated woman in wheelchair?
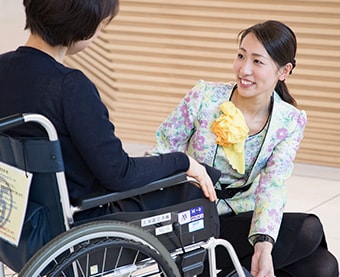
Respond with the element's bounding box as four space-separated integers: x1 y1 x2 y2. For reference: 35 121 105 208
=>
148 20 339 277
0 0 218 220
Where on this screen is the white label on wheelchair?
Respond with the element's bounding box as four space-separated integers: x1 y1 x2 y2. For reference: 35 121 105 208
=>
141 212 172 227
155 224 173 236
0 161 32 246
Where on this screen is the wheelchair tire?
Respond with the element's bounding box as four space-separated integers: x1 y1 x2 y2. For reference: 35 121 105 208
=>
19 220 181 277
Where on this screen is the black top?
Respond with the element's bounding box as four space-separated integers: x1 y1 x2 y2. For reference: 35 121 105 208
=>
0 46 189 204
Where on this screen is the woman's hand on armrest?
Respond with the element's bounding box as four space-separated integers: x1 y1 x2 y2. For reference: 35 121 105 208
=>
186 156 217 202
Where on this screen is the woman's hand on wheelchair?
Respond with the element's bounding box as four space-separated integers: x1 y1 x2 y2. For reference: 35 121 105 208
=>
186 156 217 202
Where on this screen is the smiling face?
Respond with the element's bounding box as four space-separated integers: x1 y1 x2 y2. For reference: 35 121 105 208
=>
232 33 289 99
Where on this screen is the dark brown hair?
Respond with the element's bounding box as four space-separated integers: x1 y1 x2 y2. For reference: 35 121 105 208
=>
23 0 119 46
238 20 297 106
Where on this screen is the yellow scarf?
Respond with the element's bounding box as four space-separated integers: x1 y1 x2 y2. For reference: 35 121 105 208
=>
212 102 249 174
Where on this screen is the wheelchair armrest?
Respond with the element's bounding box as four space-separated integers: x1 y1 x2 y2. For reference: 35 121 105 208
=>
74 172 191 211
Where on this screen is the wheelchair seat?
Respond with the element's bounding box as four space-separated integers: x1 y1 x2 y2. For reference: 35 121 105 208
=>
0 113 247 277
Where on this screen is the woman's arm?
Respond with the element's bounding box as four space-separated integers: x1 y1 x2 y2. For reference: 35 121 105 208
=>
249 109 307 241
249 109 307 277
61 71 190 190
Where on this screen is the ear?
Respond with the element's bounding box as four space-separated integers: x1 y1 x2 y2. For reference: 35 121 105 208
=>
279 63 293 81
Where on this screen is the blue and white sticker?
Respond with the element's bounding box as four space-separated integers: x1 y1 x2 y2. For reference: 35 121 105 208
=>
178 206 204 225
188 219 204 232
190 206 204 221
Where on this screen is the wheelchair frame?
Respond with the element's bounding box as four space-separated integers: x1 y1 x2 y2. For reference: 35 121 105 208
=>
0 113 246 277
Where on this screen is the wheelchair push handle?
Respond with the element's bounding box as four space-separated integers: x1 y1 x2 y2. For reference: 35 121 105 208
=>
0 113 59 141
0 113 25 132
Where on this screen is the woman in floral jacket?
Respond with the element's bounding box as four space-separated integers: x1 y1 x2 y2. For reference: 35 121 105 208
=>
148 21 338 277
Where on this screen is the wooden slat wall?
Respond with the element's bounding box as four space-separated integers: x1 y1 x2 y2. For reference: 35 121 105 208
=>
65 0 340 167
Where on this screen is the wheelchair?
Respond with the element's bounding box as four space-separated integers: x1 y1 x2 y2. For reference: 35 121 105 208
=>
0 113 247 277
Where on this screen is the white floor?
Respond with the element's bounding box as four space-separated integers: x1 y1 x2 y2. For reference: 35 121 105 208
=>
1 0 339 274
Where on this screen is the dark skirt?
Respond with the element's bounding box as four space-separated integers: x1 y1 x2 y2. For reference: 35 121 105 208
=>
213 211 328 274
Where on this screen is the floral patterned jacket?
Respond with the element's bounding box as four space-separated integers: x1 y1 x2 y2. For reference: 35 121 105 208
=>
149 80 307 242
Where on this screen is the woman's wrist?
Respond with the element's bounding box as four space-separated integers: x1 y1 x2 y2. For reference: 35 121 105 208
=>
253 236 274 254
252 234 275 246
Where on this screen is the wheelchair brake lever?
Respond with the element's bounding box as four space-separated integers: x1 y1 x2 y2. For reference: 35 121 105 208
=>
173 222 186 253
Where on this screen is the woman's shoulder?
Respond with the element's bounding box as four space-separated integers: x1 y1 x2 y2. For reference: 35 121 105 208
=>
193 80 235 91
191 80 236 100
272 92 307 126
273 92 306 113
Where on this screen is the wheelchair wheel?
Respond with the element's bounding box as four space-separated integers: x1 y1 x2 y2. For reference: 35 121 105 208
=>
19 220 181 277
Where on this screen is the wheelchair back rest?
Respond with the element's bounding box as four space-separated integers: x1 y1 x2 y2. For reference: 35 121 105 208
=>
0 134 67 272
